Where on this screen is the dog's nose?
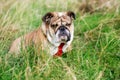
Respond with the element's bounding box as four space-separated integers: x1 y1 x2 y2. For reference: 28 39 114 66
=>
59 26 66 31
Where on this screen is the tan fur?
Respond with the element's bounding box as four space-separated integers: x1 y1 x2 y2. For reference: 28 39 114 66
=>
9 28 48 54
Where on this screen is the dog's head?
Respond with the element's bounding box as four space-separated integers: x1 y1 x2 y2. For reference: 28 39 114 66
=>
42 11 75 46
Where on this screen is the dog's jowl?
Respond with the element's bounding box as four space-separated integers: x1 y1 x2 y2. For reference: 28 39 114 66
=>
9 11 76 56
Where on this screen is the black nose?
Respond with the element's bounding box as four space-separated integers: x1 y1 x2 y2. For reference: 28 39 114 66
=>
59 26 66 31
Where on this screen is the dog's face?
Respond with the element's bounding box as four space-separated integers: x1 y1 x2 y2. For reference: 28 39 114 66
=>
42 11 75 46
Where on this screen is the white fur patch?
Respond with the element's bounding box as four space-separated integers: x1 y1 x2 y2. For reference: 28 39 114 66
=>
58 12 64 17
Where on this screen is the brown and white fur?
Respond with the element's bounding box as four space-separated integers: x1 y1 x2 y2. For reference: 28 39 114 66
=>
9 11 75 56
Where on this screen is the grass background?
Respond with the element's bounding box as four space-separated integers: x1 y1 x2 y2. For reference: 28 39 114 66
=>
0 0 120 80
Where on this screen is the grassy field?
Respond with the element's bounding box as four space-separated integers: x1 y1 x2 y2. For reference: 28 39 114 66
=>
0 0 120 80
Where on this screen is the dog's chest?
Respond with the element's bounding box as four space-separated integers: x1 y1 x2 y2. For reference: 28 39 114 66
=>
50 46 58 55
49 43 69 56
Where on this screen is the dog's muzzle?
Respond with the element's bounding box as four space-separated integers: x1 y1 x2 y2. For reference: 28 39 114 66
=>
57 26 71 42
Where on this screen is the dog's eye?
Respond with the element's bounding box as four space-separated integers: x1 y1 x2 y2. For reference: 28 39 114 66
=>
51 24 58 28
66 23 71 26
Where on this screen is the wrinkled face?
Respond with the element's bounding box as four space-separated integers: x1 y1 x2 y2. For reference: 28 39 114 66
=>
42 11 75 45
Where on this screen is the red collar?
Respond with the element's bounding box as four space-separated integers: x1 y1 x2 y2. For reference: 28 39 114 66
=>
54 43 65 57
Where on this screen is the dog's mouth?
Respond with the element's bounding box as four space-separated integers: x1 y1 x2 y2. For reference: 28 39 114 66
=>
59 32 70 42
56 26 71 42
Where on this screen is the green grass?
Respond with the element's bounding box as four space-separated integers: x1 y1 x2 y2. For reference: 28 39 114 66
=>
0 0 120 80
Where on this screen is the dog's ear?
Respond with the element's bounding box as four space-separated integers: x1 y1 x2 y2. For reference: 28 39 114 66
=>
42 12 54 24
67 11 76 20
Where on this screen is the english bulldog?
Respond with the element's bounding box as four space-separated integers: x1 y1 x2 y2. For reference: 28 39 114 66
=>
9 11 75 56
